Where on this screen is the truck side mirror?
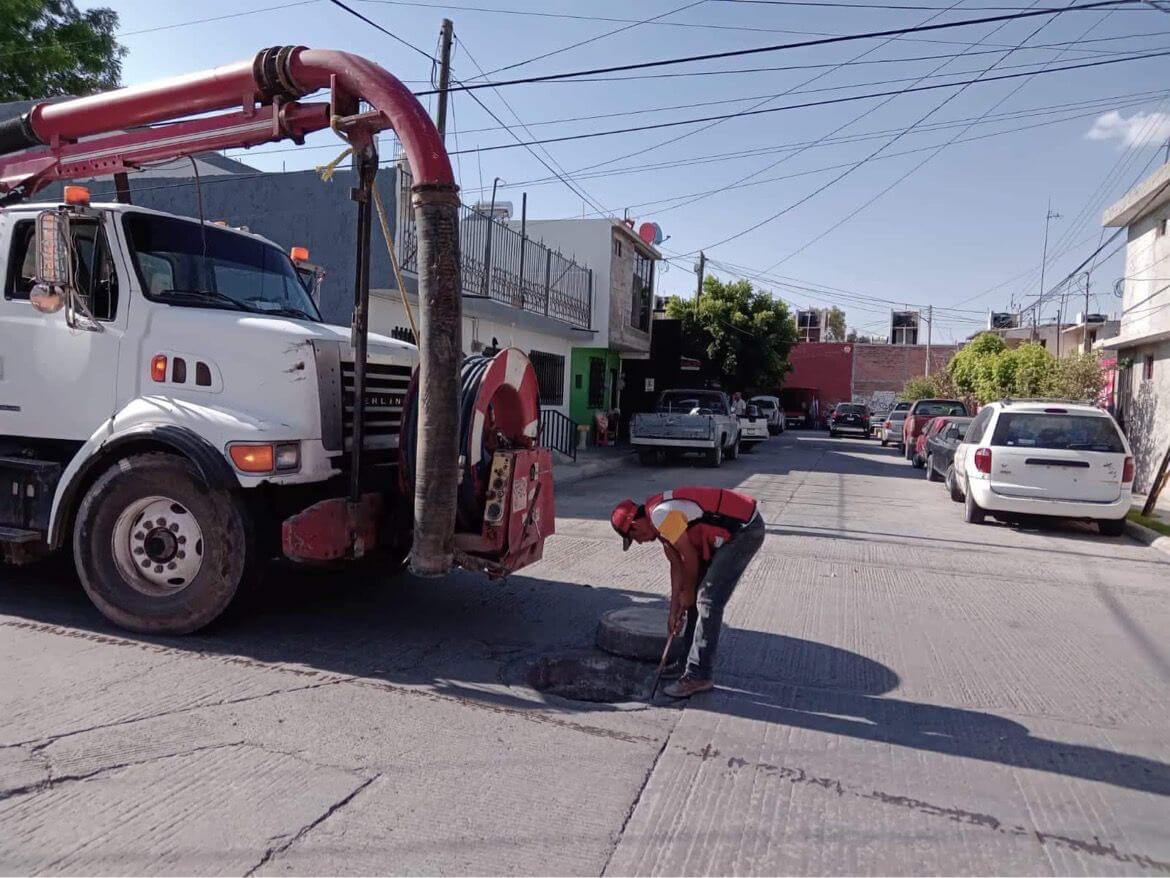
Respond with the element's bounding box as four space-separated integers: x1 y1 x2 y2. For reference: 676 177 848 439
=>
296 263 325 304
35 209 72 289
32 209 101 331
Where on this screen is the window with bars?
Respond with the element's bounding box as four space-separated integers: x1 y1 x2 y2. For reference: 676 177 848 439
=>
630 249 654 332
529 349 566 406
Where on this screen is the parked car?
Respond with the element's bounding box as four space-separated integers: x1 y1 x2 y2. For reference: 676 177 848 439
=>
739 404 770 450
880 410 907 447
923 417 972 483
630 389 741 467
903 399 969 458
912 416 959 468
750 395 784 435
951 400 1133 535
828 403 871 438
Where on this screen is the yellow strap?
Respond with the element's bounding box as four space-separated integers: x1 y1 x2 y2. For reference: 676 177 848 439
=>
315 136 420 342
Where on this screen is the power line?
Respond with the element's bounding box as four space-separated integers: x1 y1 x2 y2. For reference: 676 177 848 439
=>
326 0 438 62
642 0 1045 223
229 86 1167 167
768 0 1121 268
469 1 707 81
438 50 1170 157
452 36 612 217
0 1 323 62
713 0 1147 6
414 0 1141 96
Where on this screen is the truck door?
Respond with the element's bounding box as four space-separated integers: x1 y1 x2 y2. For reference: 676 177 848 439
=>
0 211 124 443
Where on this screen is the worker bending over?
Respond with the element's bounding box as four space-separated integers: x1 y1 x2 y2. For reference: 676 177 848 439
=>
610 486 764 698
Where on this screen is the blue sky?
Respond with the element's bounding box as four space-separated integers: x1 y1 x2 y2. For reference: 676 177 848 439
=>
81 0 1170 341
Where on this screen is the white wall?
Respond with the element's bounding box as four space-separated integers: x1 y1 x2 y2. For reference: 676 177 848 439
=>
1120 207 1170 340
517 219 613 346
368 290 574 417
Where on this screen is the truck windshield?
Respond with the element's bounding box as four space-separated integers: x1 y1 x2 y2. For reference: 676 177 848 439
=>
123 213 320 321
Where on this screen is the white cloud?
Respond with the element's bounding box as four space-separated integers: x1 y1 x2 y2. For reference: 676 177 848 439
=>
1086 110 1170 147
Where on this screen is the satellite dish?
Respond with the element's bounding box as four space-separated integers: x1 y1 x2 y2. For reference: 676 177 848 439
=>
638 221 663 245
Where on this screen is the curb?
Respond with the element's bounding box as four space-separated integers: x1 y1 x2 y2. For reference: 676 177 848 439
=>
553 452 636 487
1124 518 1170 558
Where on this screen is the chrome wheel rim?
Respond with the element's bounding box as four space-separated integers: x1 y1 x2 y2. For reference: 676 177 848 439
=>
111 496 205 597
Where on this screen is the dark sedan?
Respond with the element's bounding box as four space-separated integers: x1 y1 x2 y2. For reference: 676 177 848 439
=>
828 403 871 438
923 417 973 486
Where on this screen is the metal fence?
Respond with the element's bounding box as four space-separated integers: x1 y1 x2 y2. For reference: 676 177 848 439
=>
395 165 593 331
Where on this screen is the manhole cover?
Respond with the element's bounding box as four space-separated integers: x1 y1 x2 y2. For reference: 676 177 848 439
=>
527 654 654 703
597 606 685 663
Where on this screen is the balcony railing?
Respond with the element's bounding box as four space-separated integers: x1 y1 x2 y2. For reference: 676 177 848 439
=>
396 165 593 331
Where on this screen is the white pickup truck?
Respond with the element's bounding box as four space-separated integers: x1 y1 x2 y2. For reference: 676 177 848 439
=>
630 389 741 467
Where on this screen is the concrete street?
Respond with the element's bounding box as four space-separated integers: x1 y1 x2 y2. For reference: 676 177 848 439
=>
2 433 1168 876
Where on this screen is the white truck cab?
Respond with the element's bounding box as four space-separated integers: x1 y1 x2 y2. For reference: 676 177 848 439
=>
0 196 417 632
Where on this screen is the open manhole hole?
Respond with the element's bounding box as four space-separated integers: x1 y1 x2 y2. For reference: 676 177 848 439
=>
527 654 654 704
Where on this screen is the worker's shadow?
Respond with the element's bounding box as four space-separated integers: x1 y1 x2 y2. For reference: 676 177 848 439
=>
3 559 1170 799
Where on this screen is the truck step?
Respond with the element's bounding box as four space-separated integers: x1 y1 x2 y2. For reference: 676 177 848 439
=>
0 526 41 544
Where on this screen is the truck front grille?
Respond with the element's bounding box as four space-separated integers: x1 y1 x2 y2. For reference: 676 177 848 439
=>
340 359 413 466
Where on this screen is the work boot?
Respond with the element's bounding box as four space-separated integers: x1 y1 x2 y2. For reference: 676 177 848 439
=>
659 659 686 680
663 674 714 699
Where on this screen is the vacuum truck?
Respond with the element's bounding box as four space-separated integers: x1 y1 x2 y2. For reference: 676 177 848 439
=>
0 46 554 634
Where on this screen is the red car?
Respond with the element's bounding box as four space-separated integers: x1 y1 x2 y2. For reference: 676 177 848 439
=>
912 416 956 469
902 399 968 460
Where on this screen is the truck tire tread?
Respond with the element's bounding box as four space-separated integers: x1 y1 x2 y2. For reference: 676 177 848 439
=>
73 453 250 634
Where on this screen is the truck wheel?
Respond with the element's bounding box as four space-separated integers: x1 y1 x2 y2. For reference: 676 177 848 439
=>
706 442 723 468
73 453 249 634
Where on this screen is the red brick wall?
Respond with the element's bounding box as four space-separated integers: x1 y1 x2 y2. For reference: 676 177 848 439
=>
851 343 960 411
783 342 854 409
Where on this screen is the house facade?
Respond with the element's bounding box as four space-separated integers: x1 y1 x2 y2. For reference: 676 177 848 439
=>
516 218 661 426
1102 161 1170 492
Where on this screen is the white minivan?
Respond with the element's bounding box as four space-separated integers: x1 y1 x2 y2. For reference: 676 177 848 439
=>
952 400 1133 535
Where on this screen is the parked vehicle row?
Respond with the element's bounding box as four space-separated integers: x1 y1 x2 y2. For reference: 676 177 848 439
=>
631 388 773 467
892 398 1134 537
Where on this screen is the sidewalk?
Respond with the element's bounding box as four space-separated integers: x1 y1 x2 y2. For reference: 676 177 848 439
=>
551 445 636 487
1128 489 1170 556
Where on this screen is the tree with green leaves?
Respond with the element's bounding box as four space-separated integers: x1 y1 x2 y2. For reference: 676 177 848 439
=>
666 275 798 394
825 306 846 341
936 331 1107 404
1 1 124 101
899 371 957 401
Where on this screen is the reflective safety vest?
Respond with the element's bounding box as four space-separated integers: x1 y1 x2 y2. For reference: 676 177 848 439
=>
645 487 757 560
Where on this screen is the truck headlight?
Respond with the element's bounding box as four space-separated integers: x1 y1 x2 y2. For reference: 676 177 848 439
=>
228 441 301 474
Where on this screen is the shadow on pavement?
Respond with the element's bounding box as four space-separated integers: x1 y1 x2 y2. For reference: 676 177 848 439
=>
694 681 1170 798
3 554 1168 798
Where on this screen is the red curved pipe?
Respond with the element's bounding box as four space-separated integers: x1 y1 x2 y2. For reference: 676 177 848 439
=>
289 50 453 186
25 48 454 187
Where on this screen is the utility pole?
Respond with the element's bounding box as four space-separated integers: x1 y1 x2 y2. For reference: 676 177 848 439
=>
434 18 454 143
1036 199 1061 341
924 304 932 376
695 250 706 301
1083 272 1091 353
